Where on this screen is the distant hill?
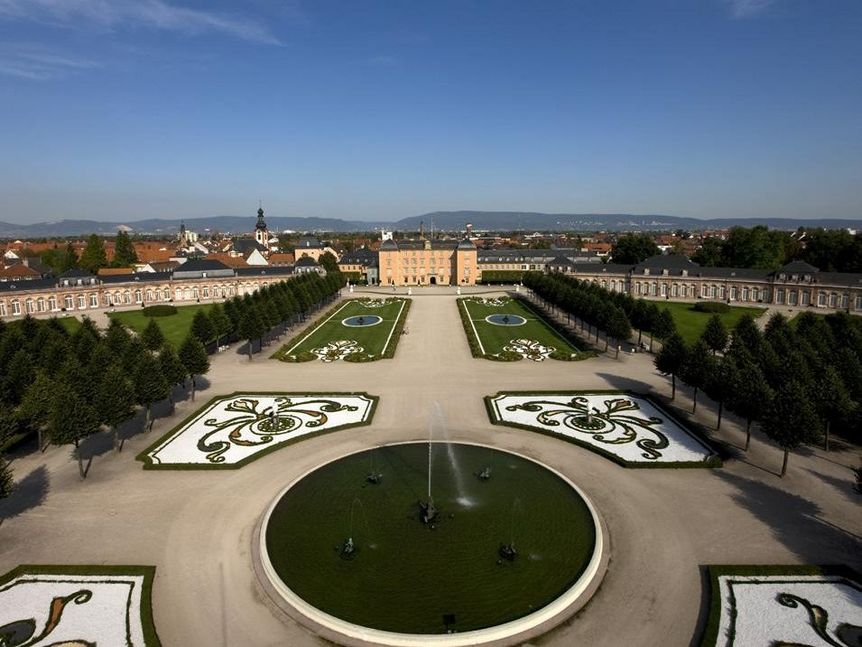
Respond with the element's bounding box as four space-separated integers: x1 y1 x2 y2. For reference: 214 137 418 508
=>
0 211 860 238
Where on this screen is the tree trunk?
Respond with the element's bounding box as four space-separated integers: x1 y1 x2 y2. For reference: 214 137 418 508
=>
615 345 620 359
247 341 253 360
671 374 676 400
780 447 789 477
604 337 609 351
649 334 654 353
113 426 120 453
745 419 752 450
75 439 85 480
145 404 152 432
38 427 47 453
637 329 642 344
692 387 699 413
824 420 830 452
191 376 197 402
716 401 723 430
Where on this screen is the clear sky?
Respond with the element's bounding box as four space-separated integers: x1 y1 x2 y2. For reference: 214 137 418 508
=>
0 0 860 224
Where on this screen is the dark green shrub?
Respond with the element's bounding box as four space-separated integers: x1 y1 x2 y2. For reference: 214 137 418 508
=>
142 304 177 317
693 302 730 314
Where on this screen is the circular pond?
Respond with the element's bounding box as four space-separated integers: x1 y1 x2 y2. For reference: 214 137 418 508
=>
485 314 527 326
260 442 603 645
341 315 383 327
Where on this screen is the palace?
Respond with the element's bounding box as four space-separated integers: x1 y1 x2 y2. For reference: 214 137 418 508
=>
377 238 477 286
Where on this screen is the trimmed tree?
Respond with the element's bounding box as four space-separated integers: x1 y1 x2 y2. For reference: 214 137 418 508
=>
604 306 632 354
0 455 12 499
48 382 100 479
680 340 715 413
814 365 855 451
237 308 265 360
208 304 233 350
191 309 215 346
727 360 774 450
159 346 188 410
94 363 137 452
705 358 738 430
654 333 688 400
105 318 131 355
140 318 166 352
702 314 728 355
178 335 209 401
133 353 170 432
650 307 675 352
18 371 56 451
761 380 820 477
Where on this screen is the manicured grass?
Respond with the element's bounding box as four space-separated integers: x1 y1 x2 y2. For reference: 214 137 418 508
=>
657 302 766 345
108 304 215 347
273 298 408 362
459 296 581 360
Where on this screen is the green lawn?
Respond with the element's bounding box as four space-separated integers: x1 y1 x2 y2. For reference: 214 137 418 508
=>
459 296 582 361
274 298 409 362
108 304 216 347
656 301 767 345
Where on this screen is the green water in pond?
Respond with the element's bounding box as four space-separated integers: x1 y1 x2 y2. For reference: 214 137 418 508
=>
265 443 596 634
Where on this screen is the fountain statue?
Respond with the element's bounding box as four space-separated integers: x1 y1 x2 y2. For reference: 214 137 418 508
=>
476 466 492 481
498 542 517 561
340 536 356 558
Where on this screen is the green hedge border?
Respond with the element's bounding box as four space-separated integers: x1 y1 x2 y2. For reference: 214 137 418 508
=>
271 298 410 363
699 564 861 646
136 391 379 470
457 297 595 362
0 564 161 646
483 389 722 469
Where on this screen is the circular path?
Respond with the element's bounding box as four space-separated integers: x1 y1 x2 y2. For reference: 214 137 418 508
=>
1 287 860 646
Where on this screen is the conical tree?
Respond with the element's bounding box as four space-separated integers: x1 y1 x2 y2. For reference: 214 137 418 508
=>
814 365 855 451
133 353 169 432
140 318 166 352
104 318 131 355
94 363 137 452
705 358 738 430
159 346 188 410
191 309 215 346
208 304 233 350
113 230 139 267
726 360 774 450
654 333 688 400
49 382 100 479
702 314 728 355
78 234 108 273
237 308 265 360
178 335 209 401
761 380 820 477
18 371 55 451
680 339 715 413
650 307 676 352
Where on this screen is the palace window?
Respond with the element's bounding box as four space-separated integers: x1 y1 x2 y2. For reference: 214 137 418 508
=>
48 296 57 310
26 298 35 313
135 289 143 303
77 295 86 308
64 295 73 309
11 300 20 315
818 293 827 306
0 302 6 317
37 297 45 312
90 294 98 307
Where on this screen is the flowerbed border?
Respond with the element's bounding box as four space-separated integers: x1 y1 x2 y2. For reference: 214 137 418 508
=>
0 564 161 646
699 564 862 647
136 391 379 470
484 389 722 468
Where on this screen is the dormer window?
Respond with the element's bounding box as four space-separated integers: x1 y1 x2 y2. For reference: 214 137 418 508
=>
662 269 669 276
779 273 786 280
643 268 650 275
681 270 688 277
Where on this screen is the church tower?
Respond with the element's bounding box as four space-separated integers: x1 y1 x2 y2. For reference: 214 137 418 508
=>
254 205 269 248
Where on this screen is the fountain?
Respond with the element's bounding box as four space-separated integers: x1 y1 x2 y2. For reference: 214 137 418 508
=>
258 411 606 645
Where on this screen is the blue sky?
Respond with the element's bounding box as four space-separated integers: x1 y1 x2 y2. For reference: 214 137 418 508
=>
1 0 860 224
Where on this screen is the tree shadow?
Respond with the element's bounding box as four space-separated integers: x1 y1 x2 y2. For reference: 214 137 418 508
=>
78 430 116 461
0 465 49 522
714 470 862 568
595 372 657 395
804 467 861 505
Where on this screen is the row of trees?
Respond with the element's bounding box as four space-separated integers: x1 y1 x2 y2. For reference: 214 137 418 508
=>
656 311 861 475
524 267 860 477
179 271 345 361
523 271 678 352
523 272 633 351
40 231 139 275
0 314 210 488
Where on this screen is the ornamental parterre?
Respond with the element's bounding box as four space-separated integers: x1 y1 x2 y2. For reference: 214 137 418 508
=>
139 393 376 468
0 566 159 647
710 572 862 647
486 391 716 466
